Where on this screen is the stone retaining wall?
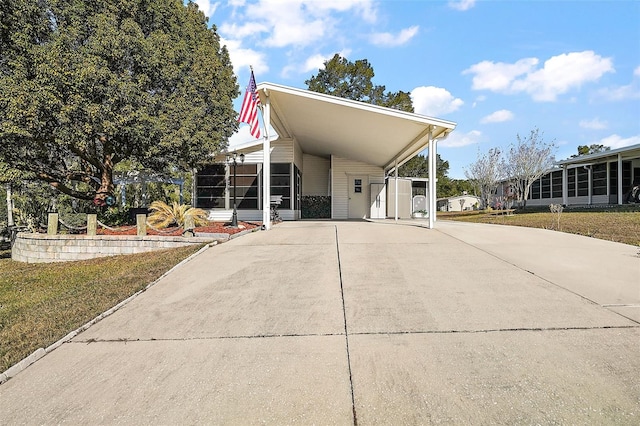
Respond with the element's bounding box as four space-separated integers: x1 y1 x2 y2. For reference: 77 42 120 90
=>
11 233 218 263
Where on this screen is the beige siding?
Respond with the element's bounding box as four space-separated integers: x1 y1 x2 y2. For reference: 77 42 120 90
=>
332 156 384 220
241 139 294 164
302 154 330 196
293 139 303 171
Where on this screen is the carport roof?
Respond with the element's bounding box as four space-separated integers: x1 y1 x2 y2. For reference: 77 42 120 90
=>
251 83 456 172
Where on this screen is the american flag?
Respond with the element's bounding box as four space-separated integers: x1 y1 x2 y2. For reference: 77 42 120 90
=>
238 70 261 139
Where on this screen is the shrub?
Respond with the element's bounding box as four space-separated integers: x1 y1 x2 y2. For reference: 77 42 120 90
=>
147 201 208 229
301 196 331 219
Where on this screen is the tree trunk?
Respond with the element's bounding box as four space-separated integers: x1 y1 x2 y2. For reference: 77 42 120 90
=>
5 183 14 226
93 155 115 207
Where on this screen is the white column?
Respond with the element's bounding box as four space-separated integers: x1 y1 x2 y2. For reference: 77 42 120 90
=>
394 160 398 222
617 153 623 205
262 95 272 229
6 183 14 226
562 165 568 206
427 132 435 229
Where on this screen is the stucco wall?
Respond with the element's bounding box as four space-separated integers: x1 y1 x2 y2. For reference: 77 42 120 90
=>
11 233 216 263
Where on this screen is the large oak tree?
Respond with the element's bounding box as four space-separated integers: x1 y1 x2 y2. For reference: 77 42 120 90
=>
0 0 238 205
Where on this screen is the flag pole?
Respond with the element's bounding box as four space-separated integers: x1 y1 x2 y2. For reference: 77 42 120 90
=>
252 67 272 230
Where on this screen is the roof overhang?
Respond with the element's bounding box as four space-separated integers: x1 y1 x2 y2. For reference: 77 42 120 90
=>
555 144 640 166
256 83 456 172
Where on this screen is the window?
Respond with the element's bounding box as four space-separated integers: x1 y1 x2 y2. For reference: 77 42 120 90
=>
551 171 563 198
609 162 618 198
530 178 541 199
592 164 607 196
412 181 426 197
577 167 589 196
354 179 362 193
233 164 259 209
271 163 291 209
567 168 576 197
541 174 551 199
622 161 632 193
196 165 226 208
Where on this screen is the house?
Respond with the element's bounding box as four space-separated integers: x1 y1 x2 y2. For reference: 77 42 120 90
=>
495 144 640 207
437 194 481 212
193 83 456 229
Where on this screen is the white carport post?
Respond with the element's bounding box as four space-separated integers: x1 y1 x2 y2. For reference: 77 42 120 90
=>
394 160 398 222
262 93 272 230
427 131 435 229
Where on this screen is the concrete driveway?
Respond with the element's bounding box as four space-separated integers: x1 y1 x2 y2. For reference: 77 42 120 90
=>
0 220 639 424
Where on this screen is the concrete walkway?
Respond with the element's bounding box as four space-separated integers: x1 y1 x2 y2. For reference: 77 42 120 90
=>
0 220 638 424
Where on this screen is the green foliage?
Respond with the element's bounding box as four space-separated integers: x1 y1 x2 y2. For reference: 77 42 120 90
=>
305 53 414 112
0 0 238 205
301 196 331 219
572 144 610 157
147 200 208 229
398 154 474 198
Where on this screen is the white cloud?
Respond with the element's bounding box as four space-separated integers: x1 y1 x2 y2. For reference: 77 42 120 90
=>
597 134 640 150
448 0 476 11
221 38 269 75
634 65 640 77
219 22 270 39
480 109 514 124
369 26 419 47
223 0 377 48
194 0 220 18
597 83 640 101
464 51 614 102
579 118 608 130
439 130 482 148
411 86 464 116
280 49 352 78
464 58 539 92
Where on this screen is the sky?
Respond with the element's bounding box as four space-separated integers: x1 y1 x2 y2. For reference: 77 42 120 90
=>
194 0 640 179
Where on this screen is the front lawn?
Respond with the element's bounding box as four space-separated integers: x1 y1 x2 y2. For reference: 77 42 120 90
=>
0 244 204 373
441 209 640 246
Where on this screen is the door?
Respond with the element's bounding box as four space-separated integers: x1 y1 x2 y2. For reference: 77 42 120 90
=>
348 176 368 219
370 183 386 219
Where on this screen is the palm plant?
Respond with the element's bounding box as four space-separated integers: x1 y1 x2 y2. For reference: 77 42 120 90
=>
147 201 209 229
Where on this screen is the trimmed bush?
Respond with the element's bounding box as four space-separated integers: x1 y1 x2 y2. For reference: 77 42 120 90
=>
301 196 331 218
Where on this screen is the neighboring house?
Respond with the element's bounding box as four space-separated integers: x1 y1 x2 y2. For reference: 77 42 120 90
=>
194 83 456 228
494 144 640 207
437 195 481 212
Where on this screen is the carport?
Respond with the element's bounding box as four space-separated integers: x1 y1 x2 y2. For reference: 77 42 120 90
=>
255 83 456 229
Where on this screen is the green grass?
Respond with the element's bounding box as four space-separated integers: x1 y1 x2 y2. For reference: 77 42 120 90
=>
441 210 640 246
0 244 204 373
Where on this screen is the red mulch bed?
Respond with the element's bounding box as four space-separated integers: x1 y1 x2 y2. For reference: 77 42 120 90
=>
96 221 260 236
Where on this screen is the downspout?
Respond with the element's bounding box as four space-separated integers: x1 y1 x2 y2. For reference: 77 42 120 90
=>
262 91 272 230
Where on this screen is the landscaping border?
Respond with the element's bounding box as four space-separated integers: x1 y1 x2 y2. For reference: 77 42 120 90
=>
11 233 222 263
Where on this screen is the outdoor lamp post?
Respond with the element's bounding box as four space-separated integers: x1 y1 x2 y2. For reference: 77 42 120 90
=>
226 151 245 227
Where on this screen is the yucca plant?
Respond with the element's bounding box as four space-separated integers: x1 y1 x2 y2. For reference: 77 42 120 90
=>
147 201 209 229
